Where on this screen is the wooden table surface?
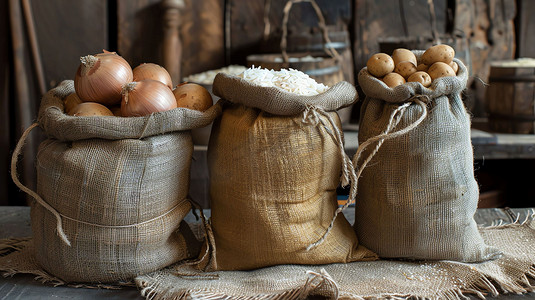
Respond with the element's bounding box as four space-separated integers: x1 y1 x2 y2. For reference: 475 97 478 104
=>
1 206 534 299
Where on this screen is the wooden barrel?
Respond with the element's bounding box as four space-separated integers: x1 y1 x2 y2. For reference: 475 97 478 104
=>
486 59 535 134
246 0 352 124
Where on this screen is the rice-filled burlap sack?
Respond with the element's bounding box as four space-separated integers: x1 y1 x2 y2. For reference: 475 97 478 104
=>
354 51 502 262
203 71 377 271
13 80 221 283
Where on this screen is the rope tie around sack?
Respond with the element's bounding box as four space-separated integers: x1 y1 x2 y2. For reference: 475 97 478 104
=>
302 105 353 187
10 123 187 246
302 105 358 251
305 95 429 251
352 95 429 174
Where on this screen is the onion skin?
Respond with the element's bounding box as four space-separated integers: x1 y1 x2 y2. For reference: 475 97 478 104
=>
74 51 133 106
121 80 178 117
133 63 173 89
173 82 213 112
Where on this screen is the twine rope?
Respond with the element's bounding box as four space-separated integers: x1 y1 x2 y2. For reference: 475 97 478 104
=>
299 269 340 299
302 106 358 251
10 123 72 246
306 96 429 251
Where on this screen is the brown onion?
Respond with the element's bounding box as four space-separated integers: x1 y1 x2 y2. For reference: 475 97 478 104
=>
74 51 133 106
69 102 114 117
173 82 213 112
121 80 177 117
133 63 173 89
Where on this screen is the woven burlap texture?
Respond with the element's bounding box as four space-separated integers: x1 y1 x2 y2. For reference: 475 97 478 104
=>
201 73 376 271
354 52 501 263
2 212 534 299
133 214 535 300
11 80 221 283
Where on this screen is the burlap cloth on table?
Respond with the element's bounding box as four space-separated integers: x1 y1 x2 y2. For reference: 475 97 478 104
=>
2 214 534 298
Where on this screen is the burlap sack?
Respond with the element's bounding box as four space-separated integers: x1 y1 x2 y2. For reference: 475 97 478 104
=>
13 80 221 283
203 73 377 271
354 51 502 262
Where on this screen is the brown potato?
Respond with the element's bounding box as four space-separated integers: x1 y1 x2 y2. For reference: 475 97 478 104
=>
392 48 417 67
407 71 432 87
366 53 395 78
382 72 406 88
173 82 213 112
416 63 429 72
427 62 456 81
69 102 114 116
394 61 417 79
449 61 459 74
421 44 455 65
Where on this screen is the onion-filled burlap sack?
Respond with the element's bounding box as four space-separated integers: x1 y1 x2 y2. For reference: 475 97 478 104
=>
203 73 377 271
13 80 221 283
354 51 502 262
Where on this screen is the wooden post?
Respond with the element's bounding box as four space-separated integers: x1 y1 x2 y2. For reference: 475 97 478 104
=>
162 0 184 86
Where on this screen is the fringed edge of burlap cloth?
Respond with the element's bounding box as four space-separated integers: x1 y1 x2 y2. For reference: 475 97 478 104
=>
133 213 535 300
0 238 135 289
2 212 535 299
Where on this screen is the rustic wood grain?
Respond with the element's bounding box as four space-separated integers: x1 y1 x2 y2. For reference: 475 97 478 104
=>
0 0 10 206
117 0 162 68
353 0 449 73
517 0 535 58
118 0 225 81
486 63 535 133
31 0 108 88
179 0 225 79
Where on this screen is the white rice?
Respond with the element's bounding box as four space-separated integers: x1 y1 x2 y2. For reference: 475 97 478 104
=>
237 66 328 96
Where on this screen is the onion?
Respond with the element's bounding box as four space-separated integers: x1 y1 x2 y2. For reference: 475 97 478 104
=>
133 63 173 89
63 92 83 115
173 82 213 112
69 102 114 117
74 50 133 106
121 80 177 117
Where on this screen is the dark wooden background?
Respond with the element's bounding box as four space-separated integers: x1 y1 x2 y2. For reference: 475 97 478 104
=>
1 0 533 207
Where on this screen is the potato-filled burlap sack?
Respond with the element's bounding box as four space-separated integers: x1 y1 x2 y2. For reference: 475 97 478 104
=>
354 51 502 262
202 71 377 271
11 80 221 283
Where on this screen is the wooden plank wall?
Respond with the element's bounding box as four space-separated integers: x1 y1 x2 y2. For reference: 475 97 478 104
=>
517 0 535 58
0 0 529 206
117 0 225 84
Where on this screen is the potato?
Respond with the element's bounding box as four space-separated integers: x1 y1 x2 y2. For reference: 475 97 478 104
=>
69 102 114 116
449 61 459 74
416 63 429 72
427 62 456 81
421 44 455 65
392 48 417 67
366 53 395 78
173 82 213 112
382 72 406 88
394 61 417 79
407 71 432 87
